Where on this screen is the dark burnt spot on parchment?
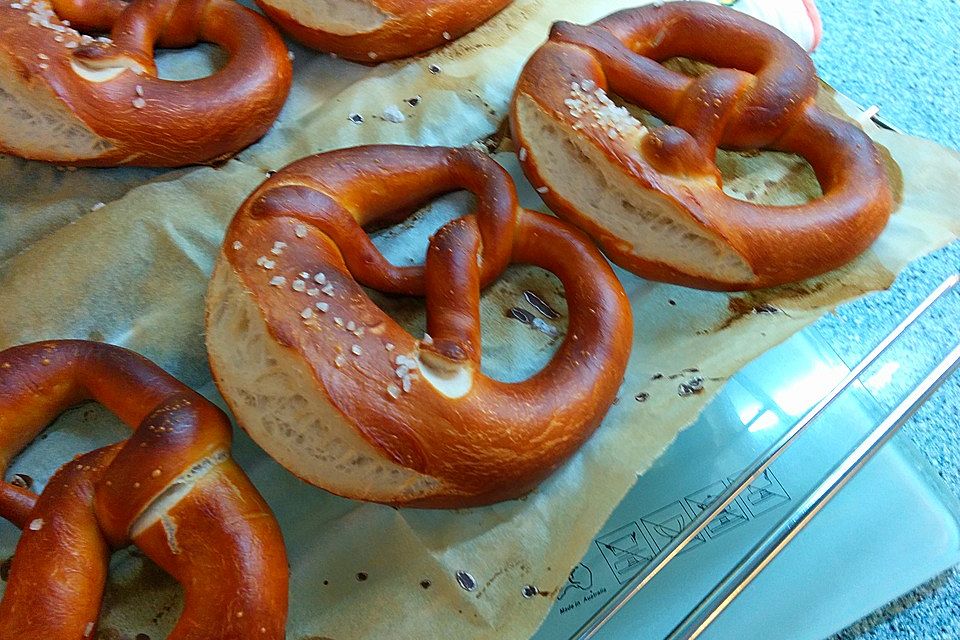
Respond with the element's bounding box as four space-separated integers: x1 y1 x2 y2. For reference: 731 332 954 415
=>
752 251 895 314
709 297 784 333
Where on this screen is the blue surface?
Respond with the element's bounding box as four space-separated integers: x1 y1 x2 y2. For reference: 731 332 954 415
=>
811 1 960 637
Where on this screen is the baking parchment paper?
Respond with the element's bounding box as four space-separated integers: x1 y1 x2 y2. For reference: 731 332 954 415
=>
1 1 958 638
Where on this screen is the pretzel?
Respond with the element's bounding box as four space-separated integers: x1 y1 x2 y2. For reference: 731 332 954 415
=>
510 2 894 291
255 0 512 63
0 341 288 639
0 0 292 167
205 145 632 508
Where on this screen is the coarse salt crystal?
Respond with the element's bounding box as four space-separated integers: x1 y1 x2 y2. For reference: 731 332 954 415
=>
269 276 286 287
322 283 335 296
442 31 451 40
315 302 329 313
300 308 313 320
313 272 326 284
91 202 106 211
28 518 43 531
307 288 320 297
385 343 395 351
292 279 306 292
346 321 356 331
519 147 527 161
295 224 308 238
536 186 549 194
382 105 405 123
334 354 346 368
271 241 287 255
132 97 146 109
232 240 243 250
351 344 362 356
387 384 401 399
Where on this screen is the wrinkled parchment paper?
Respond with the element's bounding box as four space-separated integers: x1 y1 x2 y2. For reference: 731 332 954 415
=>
1 1 959 638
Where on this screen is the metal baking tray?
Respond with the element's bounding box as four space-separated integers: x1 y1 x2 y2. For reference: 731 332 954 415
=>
534 279 960 639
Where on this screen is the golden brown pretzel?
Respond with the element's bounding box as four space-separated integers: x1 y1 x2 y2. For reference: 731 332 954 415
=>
255 0 512 63
0 0 292 166
205 145 632 508
0 340 288 639
510 1 894 291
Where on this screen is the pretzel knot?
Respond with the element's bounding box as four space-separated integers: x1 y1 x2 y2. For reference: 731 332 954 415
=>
0 341 288 639
206 145 633 508
510 1 895 290
0 0 292 166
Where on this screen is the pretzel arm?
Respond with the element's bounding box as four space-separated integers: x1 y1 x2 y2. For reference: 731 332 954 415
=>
0 483 38 529
0 445 118 640
132 461 288 639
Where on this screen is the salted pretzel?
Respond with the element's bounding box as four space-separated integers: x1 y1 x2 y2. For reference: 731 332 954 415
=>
255 0 512 63
510 1 895 291
0 0 292 166
205 145 632 508
0 341 288 639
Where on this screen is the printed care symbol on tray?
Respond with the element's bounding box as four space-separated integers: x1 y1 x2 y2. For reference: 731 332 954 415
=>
685 481 749 538
729 467 791 517
640 500 706 552
558 562 593 601
595 522 656 584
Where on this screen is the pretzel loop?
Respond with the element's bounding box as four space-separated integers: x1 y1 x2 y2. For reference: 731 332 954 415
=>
208 145 633 507
0 341 288 639
510 2 894 290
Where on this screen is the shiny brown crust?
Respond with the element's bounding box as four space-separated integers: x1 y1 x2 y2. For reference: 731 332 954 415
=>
0 341 288 640
510 1 895 290
0 0 292 167
256 0 512 63
207 145 632 507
